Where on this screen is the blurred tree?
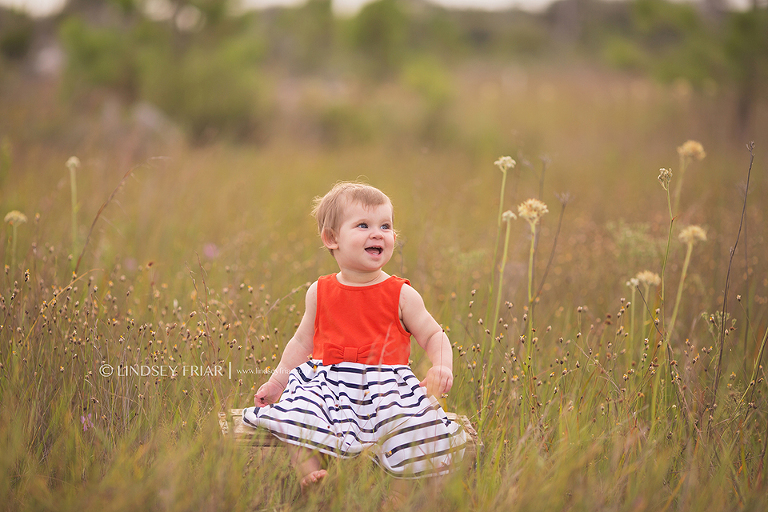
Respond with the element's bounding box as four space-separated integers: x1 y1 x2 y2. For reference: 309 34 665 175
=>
632 0 701 48
449 7 550 59
349 0 408 78
702 0 726 22
595 0 766 139
272 0 335 71
58 0 269 143
39 0 768 145
549 0 589 43
0 8 34 60
724 7 768 138
59 16 139 98
138 37 267 143
409 6 463 61
62 0 140 24
185 0 227 24
595 0 723 87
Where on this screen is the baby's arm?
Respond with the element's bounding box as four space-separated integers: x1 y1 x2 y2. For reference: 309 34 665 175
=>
253 281 317 407
400 284 453 397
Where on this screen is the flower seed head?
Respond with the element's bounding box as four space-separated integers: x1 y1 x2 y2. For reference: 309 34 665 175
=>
502 210 517 222
635 270 661 287
4 210 27 225
517 198 548 226
66 156 81 173
679 225 707 245
677 140 706 161
658 168 672 191
494 156 516 173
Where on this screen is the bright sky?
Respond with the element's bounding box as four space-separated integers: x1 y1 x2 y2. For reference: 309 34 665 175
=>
0 0 567 17
255 0 553 15
0 0 753 18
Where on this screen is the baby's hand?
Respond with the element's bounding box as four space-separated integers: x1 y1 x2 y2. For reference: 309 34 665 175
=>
419 365 453 397
254 379 285 407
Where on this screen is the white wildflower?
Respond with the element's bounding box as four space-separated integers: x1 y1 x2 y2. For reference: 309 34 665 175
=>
679 225 707 245
635 270 661 287
502 210 516 222
517 198 548 226
66 156 81 173
4 210 27 225
494 156 516 173
658 168 672 191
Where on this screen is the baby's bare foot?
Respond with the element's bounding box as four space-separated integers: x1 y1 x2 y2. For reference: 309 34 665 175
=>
299 469 327 491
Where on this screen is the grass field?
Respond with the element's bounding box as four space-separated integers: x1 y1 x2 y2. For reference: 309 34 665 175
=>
1 62 767 511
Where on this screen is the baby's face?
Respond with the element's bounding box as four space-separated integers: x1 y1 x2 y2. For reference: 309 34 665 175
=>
325 201 395 274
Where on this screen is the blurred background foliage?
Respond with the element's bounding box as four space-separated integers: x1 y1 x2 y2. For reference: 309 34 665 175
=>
0 0 766 146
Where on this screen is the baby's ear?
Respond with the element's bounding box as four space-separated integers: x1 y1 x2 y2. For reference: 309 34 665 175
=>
321 228 338 250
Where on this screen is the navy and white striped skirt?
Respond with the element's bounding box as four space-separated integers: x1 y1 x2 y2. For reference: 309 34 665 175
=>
242 360 467 478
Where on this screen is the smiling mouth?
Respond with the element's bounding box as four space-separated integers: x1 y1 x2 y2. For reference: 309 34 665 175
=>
365 246 383 255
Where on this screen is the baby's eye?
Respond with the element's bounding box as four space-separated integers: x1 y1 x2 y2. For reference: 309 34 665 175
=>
381 224 391 230
357 223 368 229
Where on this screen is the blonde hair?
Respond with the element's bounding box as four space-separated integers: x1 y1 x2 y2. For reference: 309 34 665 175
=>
312 182 392 251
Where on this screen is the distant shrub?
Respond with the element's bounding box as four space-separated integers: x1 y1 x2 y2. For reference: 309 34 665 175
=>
273 0 335 71
0 9 34 60
317 103 373 147
724 8 768 134
138 37 269 143
632 0 701 46
601 36 648 71
59 16 138 97
400 57 456 145
348 0 409 77
504 20 551 57
593 0 725 89
401 57 453 107
59 11 269 144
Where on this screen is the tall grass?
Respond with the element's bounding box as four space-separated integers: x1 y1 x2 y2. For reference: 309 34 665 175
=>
1 64 767 511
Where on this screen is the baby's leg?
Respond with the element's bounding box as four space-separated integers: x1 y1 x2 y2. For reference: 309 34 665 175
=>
287 444 326 491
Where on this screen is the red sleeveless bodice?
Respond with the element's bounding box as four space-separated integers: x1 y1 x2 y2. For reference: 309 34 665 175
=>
313 274 412 365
